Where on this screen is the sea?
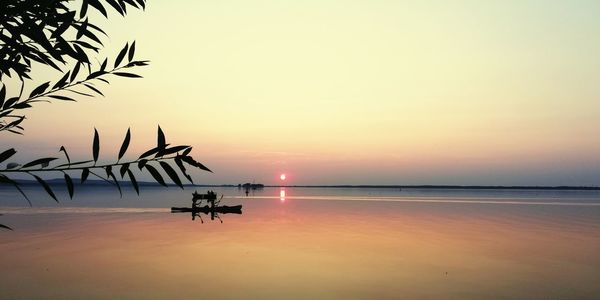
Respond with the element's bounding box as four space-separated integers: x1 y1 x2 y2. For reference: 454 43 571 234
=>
1 186 599 299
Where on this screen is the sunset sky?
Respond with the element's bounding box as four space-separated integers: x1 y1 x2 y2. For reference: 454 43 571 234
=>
4 0 600 185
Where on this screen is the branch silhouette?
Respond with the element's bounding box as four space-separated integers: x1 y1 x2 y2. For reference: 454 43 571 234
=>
1 0 212 230
0 46 148 134
1 0 146 79
1 126 212 205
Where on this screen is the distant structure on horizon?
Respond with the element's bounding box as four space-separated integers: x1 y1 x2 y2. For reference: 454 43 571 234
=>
238 183 264 190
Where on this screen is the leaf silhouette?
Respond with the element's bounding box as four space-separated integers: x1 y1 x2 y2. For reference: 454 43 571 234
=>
87 70 107 80
56 160 93 168
160 161 183 189
93 128 100 163
3 97 19 109
105 166 122 197
100 58 108 71
74 19 103 45
72 44 90 63
6 163 20 170
81 168 90 183
145 165 166 186
70 62 81 81
0 148 17 164
12 103 32 109
128 60 149 67
88 0 108 18
0 84 5 108
128 41 136 62
65 90 93 98
0 224 12 231
85 22 108 37
84 84 104 96
105 165 112 178
0 110 12 119
48 95 76 101
137 159 148 170
118 128 131 161
138 145 168 159
157 125 166 149
6 117 25 129
119 163 130 178
53 71 71 89
32 174 58 202
114 43 128 68
136 0 146 10
0 176 31 206
181 156 212 173
127 169 139 195
175 157 193 183
64 173 74 199
30 81 50 97
156 145 190 157
0 0 147 84
59 146 71 165
22 157 57 168
113 72 142 78
105 0 125 16
80 0 88 18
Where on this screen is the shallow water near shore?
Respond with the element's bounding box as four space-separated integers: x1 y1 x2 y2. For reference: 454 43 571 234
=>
1 187 600 299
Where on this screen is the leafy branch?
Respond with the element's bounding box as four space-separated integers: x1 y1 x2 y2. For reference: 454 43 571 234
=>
0 42 148 134
0 126 212 205
0 1 214 231
1 0 146 80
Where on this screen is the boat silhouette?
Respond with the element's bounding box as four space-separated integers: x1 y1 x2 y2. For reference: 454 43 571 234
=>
171 205 242 214
171 190 243 222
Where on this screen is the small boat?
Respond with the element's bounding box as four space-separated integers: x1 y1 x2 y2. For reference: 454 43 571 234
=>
171 205 243 214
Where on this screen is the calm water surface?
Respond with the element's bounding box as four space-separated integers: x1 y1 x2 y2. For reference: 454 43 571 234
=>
1 187 599 299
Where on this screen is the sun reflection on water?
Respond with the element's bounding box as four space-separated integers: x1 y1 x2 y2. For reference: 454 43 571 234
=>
279 188 286 202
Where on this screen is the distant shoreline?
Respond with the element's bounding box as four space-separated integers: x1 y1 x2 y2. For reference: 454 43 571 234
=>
261 185 600 191
5 180 598 191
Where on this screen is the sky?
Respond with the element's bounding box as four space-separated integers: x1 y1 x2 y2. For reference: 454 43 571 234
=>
3 0 600 185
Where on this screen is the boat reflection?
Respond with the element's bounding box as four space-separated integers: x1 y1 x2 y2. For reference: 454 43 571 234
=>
171 191 243 223
171 205 242 223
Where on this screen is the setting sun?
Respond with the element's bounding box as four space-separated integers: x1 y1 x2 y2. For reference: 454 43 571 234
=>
280 174 286 181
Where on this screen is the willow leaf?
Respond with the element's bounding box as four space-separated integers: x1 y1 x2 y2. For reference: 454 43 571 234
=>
0 148 16 164
93 128 99 163
32 174 58 202
59 146 71 164
64 173 74 199
119 163 129 178
113 72 142 78
145 165 166 186
128 41 136 62
22 157 57 168
81 168 90 183
127 169 139 195
118 128 131 161
30 81 50 97
114 43 128 68
160 161 183 189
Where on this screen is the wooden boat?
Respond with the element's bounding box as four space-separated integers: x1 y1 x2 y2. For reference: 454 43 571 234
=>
171 205 242 214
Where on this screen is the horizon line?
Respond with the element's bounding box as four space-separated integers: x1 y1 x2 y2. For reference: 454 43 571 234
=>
6 179 600 191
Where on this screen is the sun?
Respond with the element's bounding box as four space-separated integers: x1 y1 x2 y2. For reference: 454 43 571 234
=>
280 173 286 181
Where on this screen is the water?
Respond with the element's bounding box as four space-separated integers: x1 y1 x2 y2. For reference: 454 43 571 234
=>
1 186 599 299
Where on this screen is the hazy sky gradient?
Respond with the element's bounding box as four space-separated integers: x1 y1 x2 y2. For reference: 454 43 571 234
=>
4 0 600 185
